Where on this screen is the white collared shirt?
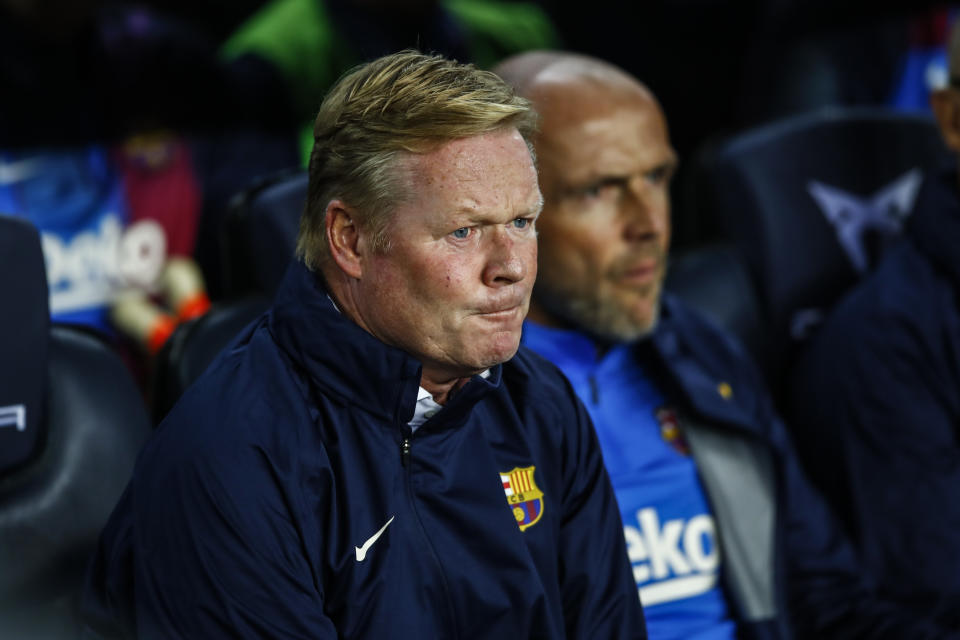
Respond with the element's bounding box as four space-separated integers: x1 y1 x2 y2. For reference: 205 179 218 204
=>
408 369 490 431
327 292 490 431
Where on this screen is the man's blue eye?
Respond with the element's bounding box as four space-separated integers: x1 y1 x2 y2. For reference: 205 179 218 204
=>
512 218 529 229
646 167 668 185
452 227 470 239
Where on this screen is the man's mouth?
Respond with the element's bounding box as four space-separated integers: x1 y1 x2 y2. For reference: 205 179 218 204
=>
477 305 521 317
474 299 527 321
616 258 661 285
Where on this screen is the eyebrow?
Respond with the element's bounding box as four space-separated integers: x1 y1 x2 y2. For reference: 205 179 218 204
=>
449 194 544 222
561 175 628 195
571 157 679 188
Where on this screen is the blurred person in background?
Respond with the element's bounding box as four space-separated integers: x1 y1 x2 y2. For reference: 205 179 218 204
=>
0 0 298 333
219 0 560 161
788 20 960 632
496 49 960 639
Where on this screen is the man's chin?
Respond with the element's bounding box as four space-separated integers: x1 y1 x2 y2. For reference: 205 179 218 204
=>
585 300 661 344
473 335 522 369
533 281 663 343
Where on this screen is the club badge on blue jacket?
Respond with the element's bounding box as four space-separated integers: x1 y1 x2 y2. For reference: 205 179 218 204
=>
501 466 544 531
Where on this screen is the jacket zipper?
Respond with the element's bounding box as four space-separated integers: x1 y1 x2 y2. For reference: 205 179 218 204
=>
399 428 459 639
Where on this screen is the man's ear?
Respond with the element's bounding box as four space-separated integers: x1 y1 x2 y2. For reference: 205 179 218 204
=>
931 88 960 152
325 199 363 279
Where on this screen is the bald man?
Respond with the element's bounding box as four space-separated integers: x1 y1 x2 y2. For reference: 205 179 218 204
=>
495 52 959 639
789 23 960 630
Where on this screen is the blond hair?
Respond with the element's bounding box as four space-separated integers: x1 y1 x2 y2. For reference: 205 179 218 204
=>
296 50 537 270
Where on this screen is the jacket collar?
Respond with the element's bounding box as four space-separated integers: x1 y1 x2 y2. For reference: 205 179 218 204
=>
520 321 610 375
523 297 759 434
269 260 501 427
650 295 763 435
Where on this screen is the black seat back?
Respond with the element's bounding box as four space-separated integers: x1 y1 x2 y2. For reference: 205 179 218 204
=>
0 215 48 474
689 107 948 374
0 215 151 638
222 169 308 298
666 243 770 377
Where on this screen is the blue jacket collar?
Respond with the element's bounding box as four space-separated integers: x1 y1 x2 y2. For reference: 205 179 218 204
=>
269 261 502 427
523 294 761 435
652 295 762 434
521 321 608 372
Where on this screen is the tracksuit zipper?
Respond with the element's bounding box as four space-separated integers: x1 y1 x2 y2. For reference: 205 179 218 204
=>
399 428 460 640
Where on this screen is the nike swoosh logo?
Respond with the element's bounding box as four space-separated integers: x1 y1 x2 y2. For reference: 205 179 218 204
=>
355 516 395 562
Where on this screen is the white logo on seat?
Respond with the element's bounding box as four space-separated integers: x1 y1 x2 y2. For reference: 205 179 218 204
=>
0 404 26 431
808 169 923 274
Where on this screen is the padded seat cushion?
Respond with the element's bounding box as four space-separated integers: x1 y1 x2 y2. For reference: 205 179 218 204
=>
0 327 150 608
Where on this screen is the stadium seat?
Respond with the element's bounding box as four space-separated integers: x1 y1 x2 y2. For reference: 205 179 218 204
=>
687 106 948 380
0 215 151 638
666 243 770 378
221 168 307 298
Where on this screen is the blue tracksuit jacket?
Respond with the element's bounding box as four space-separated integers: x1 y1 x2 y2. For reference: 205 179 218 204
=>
79 261 646 639
630 293 958 639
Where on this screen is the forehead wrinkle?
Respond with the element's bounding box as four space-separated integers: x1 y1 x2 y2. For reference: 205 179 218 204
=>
397 128 538 227
451 186 540 223
451 171 541 220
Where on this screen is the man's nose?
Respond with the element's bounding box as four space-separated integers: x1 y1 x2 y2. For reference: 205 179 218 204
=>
622 177 666 242
482 228 529 286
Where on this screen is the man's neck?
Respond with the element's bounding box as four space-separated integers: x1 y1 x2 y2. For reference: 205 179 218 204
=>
326 268 479 405
419 369 473 405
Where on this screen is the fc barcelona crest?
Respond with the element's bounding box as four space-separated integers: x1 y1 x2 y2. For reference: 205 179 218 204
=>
656 406 690 456
500 466 544 531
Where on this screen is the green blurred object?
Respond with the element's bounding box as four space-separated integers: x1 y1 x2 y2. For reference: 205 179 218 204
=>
221 0 560 164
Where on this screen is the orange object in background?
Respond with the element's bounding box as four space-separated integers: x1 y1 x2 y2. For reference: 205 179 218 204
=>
161 257 211 321
111 294 178 355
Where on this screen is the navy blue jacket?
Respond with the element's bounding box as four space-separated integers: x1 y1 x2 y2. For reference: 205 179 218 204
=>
643 293 958 638
80 262 646 639
790 165 960 632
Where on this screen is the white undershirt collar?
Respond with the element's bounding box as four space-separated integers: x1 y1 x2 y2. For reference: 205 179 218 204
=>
408 369 490 431
326 292 490 431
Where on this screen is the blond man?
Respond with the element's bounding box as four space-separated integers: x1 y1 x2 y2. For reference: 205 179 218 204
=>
80 51 645 639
